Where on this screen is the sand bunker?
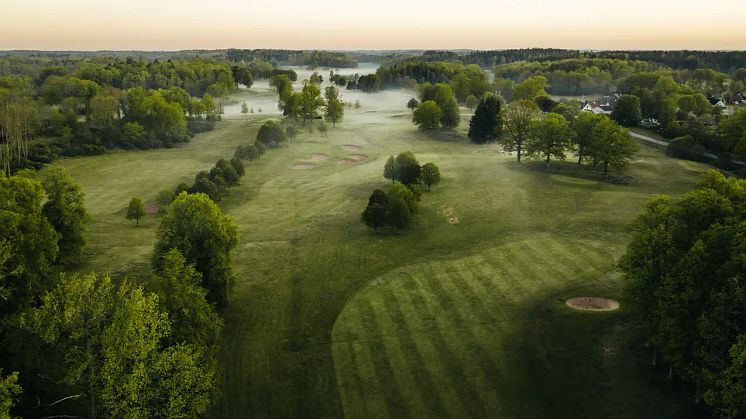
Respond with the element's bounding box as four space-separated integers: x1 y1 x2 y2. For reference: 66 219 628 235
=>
292 163 315 170
342 144 361 152
441 206 460 225
307 154 328 161
566 297 620 311
339 154 368 165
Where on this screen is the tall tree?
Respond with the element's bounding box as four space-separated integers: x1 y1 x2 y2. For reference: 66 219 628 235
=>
40 167 88 266
33 273 216 418
468 95 503 144
383 156 397 182
500 100 539 162
0 174 59 312
361 190 388 234
440 97 461 130
611 94 643 126
256 120 287 148
324 86 344 127
512 76 549 101
413 101 442 130
298 83 324 124
526 112 575 165
126 197 145 226
420 162 441 190
153 192 238 307
571 112 603 164
393 152 421 185
621 172 746 415
587 118 639 174
150 249 222 353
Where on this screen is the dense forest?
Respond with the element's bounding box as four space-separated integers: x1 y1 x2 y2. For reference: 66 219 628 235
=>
0 55 286 173
225 49 358 68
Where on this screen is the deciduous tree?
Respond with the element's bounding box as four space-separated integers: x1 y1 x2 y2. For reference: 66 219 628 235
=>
153 192 238 307
501 100 539 162
612 94 642 126
41 166 88 265
413 101 442 130
587 117 640 174
257 120 287 147
126 197 145 226
420 162 441 190
526 112 575 165
324 86 344 127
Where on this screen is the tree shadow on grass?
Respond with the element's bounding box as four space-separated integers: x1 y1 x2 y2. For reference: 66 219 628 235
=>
494 287 699 419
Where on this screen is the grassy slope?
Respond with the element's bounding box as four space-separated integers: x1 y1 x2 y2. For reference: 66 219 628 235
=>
60 86 709 418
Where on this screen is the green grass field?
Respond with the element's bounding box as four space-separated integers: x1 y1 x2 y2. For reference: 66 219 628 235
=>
58 83 709 418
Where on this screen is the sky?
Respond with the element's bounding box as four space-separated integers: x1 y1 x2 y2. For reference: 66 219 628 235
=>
2 0 746 51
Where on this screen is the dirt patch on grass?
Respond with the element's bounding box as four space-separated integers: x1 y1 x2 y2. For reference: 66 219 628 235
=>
307 154 328 161
441 206 460 224
292 163 315 170
339 154 368 165
144 201 159 215
566 297 620 311
342 144 361 152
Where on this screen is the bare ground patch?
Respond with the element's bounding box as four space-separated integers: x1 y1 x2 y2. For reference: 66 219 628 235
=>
342 144 361 152
566 297 619 311
441 206 460 224
339 154 368 165
306 154 329 161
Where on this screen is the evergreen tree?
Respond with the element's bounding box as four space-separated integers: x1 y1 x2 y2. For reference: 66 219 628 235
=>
468 95 503 144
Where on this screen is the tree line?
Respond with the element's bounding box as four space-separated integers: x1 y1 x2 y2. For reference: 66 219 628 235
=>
0 142 250 416
0 57 258 173
225 49 357 68
621 171 746 418
493 58 662 96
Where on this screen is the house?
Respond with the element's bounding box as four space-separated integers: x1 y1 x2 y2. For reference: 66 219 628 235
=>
727 92 744 105
708 96 728 108
581 101 612 115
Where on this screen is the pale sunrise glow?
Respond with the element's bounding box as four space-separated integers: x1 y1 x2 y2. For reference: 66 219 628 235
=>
2 0 745 50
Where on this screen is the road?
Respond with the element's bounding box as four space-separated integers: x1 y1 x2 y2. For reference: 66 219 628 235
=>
629 131 721 160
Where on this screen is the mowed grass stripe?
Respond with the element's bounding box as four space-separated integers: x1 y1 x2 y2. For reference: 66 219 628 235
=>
343 305 392 418
376 285 450 417
382 280 466 418
398 273 488 418
366 291 431 418
357 297 411 417
333 323 368 419
523 238 604 282
409 269 501 417
428 269 508 414
332 235 664 417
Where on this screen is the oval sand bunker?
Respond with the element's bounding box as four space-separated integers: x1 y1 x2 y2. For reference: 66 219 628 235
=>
307 154 328 161
566 297 619 311
339 154 368 165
